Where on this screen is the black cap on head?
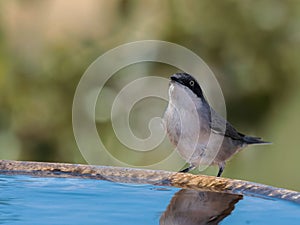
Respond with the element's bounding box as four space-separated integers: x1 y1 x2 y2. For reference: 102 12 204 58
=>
170 72 204 98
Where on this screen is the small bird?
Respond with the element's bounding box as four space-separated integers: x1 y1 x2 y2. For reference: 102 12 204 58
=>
163 72 270 177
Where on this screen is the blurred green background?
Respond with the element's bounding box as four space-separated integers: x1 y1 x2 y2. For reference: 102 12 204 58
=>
0 0 299 191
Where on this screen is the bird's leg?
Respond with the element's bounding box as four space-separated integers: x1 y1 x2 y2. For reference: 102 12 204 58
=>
217 162 226 177
179 164 195 173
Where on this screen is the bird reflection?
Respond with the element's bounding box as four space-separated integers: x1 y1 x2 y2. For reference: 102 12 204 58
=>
160 189 242 225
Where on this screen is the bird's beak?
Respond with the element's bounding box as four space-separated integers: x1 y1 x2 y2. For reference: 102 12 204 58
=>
170 75 179 82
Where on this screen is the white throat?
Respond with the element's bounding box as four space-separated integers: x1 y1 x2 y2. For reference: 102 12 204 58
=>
168 82 201 109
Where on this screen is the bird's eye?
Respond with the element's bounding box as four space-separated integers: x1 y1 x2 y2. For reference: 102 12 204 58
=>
189 80 194 86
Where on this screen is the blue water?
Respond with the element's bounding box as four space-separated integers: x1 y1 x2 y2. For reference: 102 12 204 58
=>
0 175 299 225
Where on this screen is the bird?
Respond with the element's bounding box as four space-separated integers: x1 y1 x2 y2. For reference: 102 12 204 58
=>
160 189 242 225
163 72 270 177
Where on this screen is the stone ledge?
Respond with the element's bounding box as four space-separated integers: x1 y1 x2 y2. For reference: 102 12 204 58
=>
0 160 299 204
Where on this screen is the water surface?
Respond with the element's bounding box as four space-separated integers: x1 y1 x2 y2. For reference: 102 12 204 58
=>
0 175 299 224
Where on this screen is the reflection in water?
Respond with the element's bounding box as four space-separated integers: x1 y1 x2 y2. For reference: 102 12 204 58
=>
160 189 242 225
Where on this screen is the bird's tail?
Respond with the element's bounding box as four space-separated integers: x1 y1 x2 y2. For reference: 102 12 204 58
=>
243 136 272 145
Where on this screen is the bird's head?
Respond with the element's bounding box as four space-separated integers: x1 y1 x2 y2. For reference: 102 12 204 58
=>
169 72 204 100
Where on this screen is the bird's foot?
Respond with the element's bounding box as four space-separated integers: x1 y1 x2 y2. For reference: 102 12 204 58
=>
217 162 226 177
179 165 195 173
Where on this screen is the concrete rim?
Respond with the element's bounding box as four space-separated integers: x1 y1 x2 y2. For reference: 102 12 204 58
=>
0 160 299 204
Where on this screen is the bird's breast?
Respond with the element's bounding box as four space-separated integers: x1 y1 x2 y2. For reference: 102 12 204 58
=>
163 100 210 148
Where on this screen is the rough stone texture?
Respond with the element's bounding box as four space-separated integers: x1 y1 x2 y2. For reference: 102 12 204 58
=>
1 160 299 203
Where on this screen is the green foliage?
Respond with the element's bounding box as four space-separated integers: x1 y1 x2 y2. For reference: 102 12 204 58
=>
0 1 299 190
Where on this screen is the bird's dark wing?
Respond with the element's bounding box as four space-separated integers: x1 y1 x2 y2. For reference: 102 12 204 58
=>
207 105 270 144
209 107 245 141
210 109 270 144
